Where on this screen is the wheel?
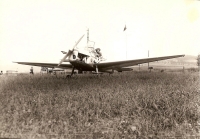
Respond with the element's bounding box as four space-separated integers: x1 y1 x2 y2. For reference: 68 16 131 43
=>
66 75 71 78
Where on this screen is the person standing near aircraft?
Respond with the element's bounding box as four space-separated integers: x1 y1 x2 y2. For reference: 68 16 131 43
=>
94 48 103 63
95 48 102 58
0 71 3 75
30 67 34 74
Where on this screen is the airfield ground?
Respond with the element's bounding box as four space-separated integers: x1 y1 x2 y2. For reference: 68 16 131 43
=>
0 70 199 139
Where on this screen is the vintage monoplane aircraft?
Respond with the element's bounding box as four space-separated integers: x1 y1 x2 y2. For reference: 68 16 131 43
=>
14 33 185 78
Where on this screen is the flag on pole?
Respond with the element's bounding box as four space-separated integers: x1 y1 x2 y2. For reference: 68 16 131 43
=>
123 25 127 31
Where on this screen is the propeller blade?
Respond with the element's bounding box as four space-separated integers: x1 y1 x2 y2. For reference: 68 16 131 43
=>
58 50 72 66
58 34 85 66
72 34 85 50
66 50 73 58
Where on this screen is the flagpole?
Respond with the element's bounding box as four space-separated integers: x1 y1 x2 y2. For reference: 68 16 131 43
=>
126 31 127 59
124 24 127 59
148 50 149 69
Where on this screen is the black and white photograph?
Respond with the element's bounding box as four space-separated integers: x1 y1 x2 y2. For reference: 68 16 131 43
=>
0 0 199 138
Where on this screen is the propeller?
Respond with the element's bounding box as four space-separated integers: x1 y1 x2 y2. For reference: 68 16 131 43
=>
58 34 85 66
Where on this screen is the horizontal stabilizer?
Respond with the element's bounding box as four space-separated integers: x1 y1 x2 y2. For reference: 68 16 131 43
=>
116 68 133 72
61 51 67 54
92 71 104 74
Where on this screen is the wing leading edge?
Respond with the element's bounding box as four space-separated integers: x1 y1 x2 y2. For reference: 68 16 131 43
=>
96 55 185 70
13 62 73 69
14 54 184 72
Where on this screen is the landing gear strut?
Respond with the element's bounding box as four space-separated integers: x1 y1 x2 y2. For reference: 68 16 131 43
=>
96 65 98 74
96 65 100 77
66 66 75 78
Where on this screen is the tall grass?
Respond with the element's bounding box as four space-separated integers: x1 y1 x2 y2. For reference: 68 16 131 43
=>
0 71 199 138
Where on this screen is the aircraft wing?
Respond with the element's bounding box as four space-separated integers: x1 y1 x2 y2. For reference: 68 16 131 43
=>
13 62 73 69
96 55 185 70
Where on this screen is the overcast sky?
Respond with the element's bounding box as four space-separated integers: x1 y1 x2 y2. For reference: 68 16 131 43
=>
0 0 199 72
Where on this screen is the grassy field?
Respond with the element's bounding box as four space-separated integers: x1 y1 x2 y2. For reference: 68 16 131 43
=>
0 71 199 139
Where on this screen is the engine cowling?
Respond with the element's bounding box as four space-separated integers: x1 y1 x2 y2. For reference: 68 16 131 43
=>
69 50 79 60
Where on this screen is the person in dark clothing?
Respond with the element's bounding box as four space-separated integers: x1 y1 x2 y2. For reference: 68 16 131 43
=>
30 67 34 74
95 48 102 57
